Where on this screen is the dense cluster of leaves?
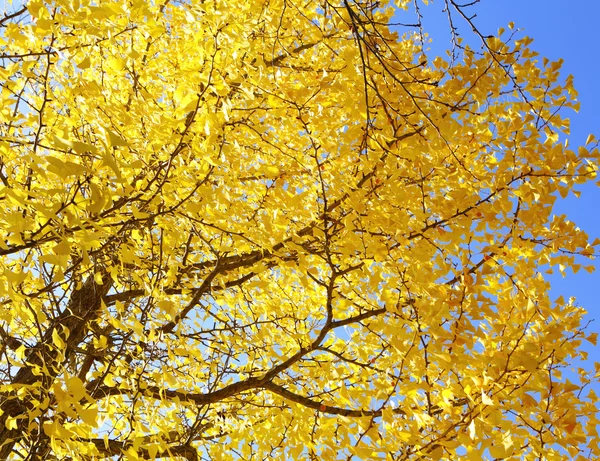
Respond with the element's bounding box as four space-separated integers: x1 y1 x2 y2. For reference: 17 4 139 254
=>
0 0 598 459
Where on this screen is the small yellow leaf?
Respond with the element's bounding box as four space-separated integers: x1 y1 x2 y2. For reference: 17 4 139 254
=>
468 420 476 439
77 56 91 69
87 183 106 215
132 208 150 219
518 354 538 373
39 253 70 268
587 333 598 346
5 416 18 431
545 130 559 144
67 376 87 401
46 156 87 178
264 166 280 178
42 420 72 439
15 345 27 360
108 130 129 147
157 300 176 317
131 229 143 242
101 151 121 178
481 391 494 406
123 446 140 461
52 329 65 349
77 405 98 426
147 444 160 459
441 388 454 402
52 240 71 256
52 135 98 155
522 393 537 407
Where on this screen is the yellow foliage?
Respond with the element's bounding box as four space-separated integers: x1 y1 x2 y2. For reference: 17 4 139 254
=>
0 0 598 460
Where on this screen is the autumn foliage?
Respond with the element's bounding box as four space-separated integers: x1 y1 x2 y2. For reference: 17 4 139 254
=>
0 0 599 459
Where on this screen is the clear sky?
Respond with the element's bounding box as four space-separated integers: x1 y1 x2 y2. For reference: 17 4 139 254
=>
414 0 600 365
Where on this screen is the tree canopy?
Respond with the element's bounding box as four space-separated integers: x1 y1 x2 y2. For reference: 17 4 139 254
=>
0 0 598 459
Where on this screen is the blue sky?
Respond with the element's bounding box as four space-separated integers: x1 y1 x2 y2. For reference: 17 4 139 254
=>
414 0 600 364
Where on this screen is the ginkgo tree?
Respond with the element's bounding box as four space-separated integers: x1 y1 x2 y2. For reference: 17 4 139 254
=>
0 0 598 459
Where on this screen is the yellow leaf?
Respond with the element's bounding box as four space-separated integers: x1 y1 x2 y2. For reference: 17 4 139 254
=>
545 130 559 145
46 156 87 178
77 405 98 426
441 388 454 402
77 56 91 69
123 446 140 461
42 421 72 439
157 300 176 317
51 135 98 155
481 392 494 406
146 444 160 459
52 329 65 349
52 240 71 256
108 130 129 147
39 253 70 268
101 150 122 178
66 376 87 401
5 416 19 431
468 419 476 439
131 229 143 242
521 393 537 407
15 345 27 360
264 166 280 178
87 183 106 215
518 353 538 373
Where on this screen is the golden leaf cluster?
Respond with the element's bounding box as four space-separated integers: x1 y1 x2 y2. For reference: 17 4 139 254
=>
0 0 598 460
